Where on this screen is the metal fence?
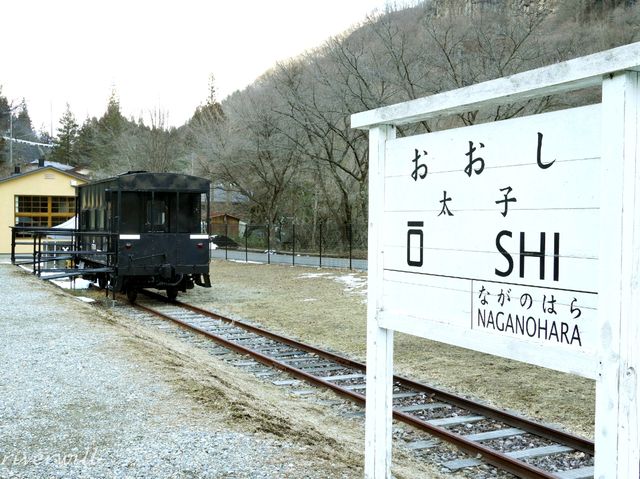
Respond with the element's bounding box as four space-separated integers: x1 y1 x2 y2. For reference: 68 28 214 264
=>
209 221 368 270
10 226 116 280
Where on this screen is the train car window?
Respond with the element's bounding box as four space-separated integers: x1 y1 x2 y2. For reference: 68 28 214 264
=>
97 185 104 210
96 207 104 230
177 193 201 233
145 198 168 232
106 201 112 231
200 193 208 233
158 192 176 233
81 210 89 230
168 194 177 233
120 192 142 234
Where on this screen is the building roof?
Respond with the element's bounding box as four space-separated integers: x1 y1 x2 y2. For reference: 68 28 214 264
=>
0 166 89 185
210 212 242 221
25 160 91 177
80 171 210 192
212 186 249 204
26 159 75 171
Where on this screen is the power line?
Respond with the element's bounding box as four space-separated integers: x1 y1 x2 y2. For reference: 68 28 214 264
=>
1 136 54 148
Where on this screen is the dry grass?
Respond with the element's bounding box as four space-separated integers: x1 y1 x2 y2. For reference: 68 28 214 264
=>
188 260 595 439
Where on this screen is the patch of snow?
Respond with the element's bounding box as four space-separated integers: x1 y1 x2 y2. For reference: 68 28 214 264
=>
50 278 94 290
297 271 367 298
75 296 96 303
297 272 330 279
52 216 78 230
39 271 61 278
334 274 367 293
301 298 317 302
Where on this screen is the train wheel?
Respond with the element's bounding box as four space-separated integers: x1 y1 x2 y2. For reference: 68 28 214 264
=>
127 288 138 303
167 287 178 302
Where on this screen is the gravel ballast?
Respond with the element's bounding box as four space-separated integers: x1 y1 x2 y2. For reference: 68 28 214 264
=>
0 264 359 478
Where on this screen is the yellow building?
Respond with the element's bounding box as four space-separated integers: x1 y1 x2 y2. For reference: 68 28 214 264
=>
0 166 88 254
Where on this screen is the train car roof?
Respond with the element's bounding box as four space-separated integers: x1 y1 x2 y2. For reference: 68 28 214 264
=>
79 171 210 192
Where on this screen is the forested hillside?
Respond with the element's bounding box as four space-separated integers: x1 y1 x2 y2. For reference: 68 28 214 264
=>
2 0 639 228
191 0 639 227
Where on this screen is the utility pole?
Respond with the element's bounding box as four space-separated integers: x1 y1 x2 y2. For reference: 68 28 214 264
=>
1 103 20 167
9 110 13 167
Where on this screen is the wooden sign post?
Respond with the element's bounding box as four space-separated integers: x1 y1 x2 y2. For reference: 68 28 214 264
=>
352 43 640 478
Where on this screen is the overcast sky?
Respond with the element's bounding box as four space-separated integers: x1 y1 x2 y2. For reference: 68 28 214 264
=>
3 0 391 134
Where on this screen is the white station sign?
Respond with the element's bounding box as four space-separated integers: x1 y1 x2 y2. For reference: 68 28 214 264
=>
380 105 600 378
355 42 640 479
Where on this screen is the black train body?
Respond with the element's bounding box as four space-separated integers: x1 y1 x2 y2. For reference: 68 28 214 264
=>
77 171 211 301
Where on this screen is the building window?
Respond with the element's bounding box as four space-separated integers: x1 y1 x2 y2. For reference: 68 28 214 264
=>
15 195 76 236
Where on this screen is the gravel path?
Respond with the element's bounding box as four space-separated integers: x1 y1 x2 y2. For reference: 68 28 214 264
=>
0 264 360 478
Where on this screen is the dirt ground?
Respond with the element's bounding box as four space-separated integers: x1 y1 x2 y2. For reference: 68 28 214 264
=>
187 259 595 440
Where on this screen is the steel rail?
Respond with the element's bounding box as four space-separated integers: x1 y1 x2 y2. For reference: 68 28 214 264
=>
154 292 593 455
136 291 593 478
393 373 594 456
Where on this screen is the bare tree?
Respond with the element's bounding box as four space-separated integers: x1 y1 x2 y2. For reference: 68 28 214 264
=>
421 5 557 127
197 83 304 224
271 55 371 230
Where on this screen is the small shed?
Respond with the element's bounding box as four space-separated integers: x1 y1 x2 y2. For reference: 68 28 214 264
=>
210 213 241 238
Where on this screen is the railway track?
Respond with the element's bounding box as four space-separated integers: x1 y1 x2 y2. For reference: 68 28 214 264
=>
125 290 594 479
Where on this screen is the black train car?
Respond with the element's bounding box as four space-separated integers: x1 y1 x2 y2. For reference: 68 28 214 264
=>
77 171 211 302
